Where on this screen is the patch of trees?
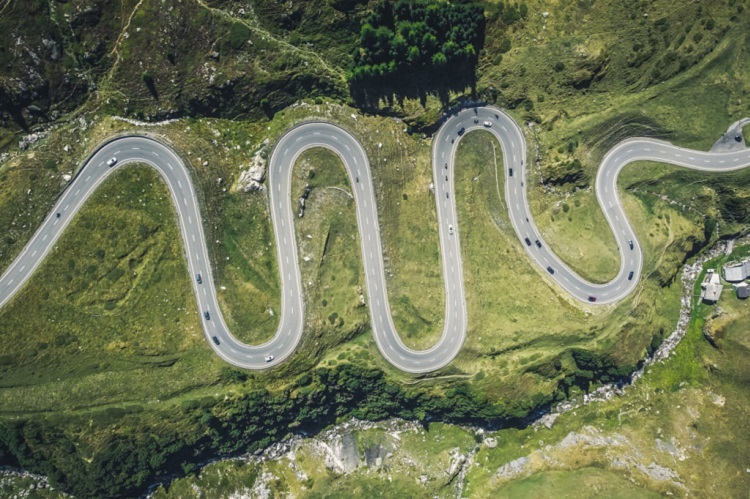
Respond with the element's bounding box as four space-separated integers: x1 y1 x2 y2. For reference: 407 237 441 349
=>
347 0 486 107
0 353 646 497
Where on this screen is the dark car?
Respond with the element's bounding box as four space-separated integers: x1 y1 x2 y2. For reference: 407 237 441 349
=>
445 163 448 169
547 266 555 275
628 271 634 281
457 127 465 136
212 336 220 346
196 273 202 284
509 168 513 177
355 176 359 183
446 192 449 198
628 240 634 250
588 296 597 302
56 212 61 218
736 134 743 142
204 311 210 320
524 237 532 246
535 240 542 248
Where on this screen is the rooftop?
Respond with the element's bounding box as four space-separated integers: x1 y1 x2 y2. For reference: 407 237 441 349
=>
722 262 747 282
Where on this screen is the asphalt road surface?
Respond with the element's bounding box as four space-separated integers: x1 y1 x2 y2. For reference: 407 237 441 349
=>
1 108 749 372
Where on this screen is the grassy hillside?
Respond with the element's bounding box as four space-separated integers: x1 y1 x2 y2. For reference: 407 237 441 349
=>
0 0 749 496
144 247 750 496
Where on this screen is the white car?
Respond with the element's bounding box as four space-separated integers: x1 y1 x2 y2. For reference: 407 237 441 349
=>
106 157 117 167
483 121 492 127
448 224 454 235
264 354 274 362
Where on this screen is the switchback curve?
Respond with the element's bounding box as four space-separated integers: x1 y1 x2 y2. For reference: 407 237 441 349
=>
1 107 749 372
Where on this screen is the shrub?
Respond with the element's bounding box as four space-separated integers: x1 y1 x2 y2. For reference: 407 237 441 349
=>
228 22 251 50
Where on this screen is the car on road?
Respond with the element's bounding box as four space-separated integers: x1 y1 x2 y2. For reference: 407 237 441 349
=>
628 240 634 250
355 176 359 183
588 296 597 302
264 354 274 362
524 237 532 246
535 240 542 248
445 175 448 181
457 127 465 136
446 192 449 198
196 273 202 284
628 271 634 280
445 163 448 169
451 139 454 144
204 311 210 320
212 336 220 345
56 212 61 218
736 134 743 142
449 224 454 235
483 121 492 127
546 266 554 274
473 118 479 124
106 157 117 167
509 168 513 177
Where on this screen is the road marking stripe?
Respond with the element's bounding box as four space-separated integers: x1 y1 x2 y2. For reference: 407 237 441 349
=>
7 110 742 373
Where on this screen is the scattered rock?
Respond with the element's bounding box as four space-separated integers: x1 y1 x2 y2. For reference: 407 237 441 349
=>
18 131 48 150
711 393 725 407
534 413 559 430
237 153 267 192
495 456 530 480
42 38 60 61
483 437 498 448
655 438 687 461
636 462 682 486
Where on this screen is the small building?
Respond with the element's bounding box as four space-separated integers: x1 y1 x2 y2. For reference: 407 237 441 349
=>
722 262 748 282
735 282 750 299
701 271 723 304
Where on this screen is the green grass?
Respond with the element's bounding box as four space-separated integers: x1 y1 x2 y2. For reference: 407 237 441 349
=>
444 130 684 391
0 94 729 414
0 152 75 274
0 165 226 413
289 148 369 358
213 189 281 345
150 278 750 498
492 468 662 499
98 0 347 121
494 5 750 284
153 421 476 498
461 246 750 497
0 0 749 496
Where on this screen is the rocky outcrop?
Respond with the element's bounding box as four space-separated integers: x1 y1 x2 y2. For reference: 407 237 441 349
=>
495 456 530 480
237 148 267 193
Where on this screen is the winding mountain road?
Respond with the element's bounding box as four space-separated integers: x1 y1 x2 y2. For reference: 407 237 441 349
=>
1 106 748 372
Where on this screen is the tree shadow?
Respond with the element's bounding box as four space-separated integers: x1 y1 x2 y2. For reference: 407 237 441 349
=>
349 61 477 114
